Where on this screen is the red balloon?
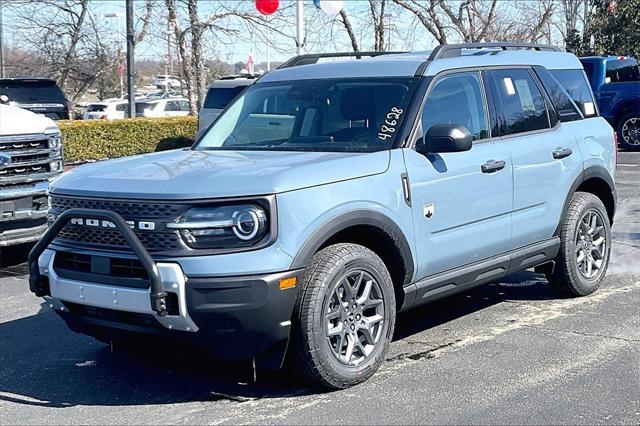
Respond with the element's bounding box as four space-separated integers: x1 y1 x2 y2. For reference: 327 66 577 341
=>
256 0 279 15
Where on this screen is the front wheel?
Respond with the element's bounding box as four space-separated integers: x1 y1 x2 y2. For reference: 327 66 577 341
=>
290 243 396 389
548 192 612 296
617 112 640 151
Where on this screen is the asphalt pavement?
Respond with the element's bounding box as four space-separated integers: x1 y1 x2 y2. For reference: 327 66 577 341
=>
1 151 639 425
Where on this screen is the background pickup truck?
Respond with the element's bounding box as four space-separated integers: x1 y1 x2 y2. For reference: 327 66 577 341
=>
580 56 640 151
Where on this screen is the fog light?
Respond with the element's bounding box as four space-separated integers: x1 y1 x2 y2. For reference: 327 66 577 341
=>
49 161 61 172
279 277 297 290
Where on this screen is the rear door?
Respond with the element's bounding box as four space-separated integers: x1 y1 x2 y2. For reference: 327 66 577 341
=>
404 70 513 278
488 68 584 249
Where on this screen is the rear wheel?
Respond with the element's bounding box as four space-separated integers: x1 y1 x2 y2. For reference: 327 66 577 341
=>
617 112 640 151
548 192 611 296
290 243 395 389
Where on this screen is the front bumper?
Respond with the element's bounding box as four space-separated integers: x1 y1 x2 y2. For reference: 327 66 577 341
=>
29 208 302 366
0 223 47 247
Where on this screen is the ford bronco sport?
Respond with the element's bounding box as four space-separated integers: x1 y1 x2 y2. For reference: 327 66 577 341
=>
29 43 616 389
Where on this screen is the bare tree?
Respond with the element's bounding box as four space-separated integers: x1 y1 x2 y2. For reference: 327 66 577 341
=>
393 0 554 45
338 9 360 52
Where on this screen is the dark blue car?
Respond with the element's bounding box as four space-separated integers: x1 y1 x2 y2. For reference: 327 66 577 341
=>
580 56 640 150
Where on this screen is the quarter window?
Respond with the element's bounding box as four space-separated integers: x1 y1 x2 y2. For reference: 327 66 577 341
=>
421 72 489 141
535 67 582 122
550 69 597 118
491 69 549 135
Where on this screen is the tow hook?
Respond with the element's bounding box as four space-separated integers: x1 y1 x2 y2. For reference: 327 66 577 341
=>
150 291 169 316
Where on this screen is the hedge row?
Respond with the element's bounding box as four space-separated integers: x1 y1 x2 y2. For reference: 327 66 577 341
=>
58 116 197 163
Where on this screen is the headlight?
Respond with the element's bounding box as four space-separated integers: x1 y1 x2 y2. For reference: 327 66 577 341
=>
44 126 62 149
167 204 268 249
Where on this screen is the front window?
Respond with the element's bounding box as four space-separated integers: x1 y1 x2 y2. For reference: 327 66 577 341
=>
196 78 418 152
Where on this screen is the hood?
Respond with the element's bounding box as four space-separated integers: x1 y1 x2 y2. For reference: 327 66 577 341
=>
0 104 56 135
51 148 390 199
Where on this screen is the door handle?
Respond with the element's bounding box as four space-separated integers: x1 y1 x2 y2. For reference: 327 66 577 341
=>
268 121 282 126
481 160 506 174
552 148 573 159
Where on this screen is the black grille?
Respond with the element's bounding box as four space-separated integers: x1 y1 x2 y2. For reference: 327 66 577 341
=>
54 252 150 286
50 196 184 218
56 226 182 253
50 196 187 254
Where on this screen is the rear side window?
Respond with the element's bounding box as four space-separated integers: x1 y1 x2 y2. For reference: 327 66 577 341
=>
115 103 129 112
534 67 582 122
606 58 640 83
165 101 181 111
203 86 247 109
550 70 597 118
491 69 549 135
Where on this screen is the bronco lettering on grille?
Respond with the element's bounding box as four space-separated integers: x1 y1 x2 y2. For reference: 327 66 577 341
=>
69 218 156 231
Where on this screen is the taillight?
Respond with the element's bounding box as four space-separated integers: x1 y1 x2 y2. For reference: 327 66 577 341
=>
100 114 108 120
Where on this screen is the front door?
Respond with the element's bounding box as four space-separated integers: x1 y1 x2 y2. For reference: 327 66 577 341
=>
404 71 513 279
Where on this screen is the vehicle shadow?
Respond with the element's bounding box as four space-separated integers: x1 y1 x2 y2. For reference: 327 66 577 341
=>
0 271 554 408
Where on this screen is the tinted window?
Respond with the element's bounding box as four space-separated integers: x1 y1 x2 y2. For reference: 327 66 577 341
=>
0 79 66 103
422 72 488 141
535 67 582 122
87 104 107 112
135 102 152 114
606 58 640 83
203 86 247 109
180 101 190 111
197 77 417 153
492 69 549 135
115 103 129 112
551 69 597 117
165 101 181 111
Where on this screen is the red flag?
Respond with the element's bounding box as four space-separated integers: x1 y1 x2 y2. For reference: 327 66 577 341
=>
246 54 254 75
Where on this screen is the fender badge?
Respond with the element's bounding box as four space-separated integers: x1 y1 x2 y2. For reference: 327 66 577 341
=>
423 203 435 220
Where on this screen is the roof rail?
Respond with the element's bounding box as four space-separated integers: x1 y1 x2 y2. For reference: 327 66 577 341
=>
278 51 407 69
219 74 259 80
428 42 562 61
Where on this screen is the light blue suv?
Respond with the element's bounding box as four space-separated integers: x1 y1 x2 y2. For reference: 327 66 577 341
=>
29 43 617 389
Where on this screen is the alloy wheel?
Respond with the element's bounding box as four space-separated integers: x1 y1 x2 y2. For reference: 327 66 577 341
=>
324 270 385 366
622 117 640 146
575 209 608 279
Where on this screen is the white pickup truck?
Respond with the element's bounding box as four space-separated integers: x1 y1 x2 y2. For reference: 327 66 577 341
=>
0 103 63 249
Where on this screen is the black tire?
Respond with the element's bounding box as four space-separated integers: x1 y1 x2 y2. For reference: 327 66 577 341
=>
617 112 640 151
290 243 396 389
548 192 611 296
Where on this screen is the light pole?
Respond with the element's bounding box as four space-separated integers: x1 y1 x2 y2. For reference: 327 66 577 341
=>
125 0 135 118
105 12 125 98
296 0 305 55
0 0 5 78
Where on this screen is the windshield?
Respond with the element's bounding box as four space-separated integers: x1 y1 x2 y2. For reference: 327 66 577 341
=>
196 77 418 152
0 80 66 103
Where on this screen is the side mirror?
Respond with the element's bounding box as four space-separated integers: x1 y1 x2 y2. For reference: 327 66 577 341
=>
416 124 473 155
0 95 9 104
